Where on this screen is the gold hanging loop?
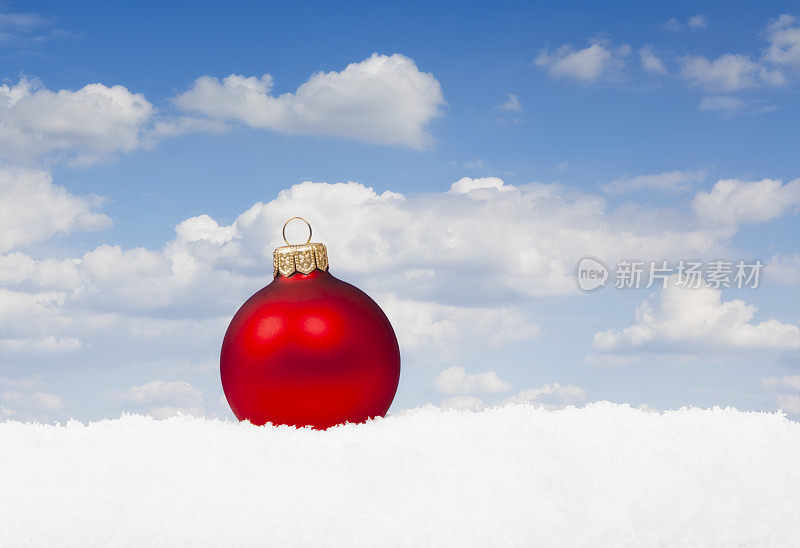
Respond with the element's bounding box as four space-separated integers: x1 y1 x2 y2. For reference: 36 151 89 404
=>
282 216 312 246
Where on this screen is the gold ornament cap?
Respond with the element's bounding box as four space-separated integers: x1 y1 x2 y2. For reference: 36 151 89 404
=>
273 217 329 277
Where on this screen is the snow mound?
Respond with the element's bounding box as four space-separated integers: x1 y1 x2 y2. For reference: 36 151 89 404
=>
1 403 799 547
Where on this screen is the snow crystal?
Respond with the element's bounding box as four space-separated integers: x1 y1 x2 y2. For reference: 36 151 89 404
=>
1 402 799 547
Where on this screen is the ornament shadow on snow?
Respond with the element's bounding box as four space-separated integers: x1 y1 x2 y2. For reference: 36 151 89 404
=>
220 217 401 429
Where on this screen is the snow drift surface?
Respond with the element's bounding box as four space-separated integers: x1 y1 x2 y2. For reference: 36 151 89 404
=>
1 403 799 547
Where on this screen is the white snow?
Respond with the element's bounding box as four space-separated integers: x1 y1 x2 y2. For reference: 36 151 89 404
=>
1 402 799 547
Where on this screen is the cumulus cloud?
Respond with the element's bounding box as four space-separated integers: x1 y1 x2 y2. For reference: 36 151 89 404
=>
549 16 795 94
763 15 800 74
535 39 631 83
0 54 444 164
173 53 445 149
2 170 798 410
0 375 43 390
31 391 65 411
439 395 486 410
219 178 748 301
0 385 65 421
639 45 667 74
679 53 786 91
0 77 154 164
688 15 708 30
697 95 748 116
118 380 204 418
590 277 800 363
766 254 800 284
691 178 800 229
380 296 539 364
676 15 799 91
762 374 800 414
438 380 586 411
0 166 111 253
448 176 512 194
762 375 800 392
121 380 202 405
603 170 706 194
497 93 522 111
664 15 707 31
0 252 81 288
5 170 797 377
432 366 512 396
501 383 587 409
0 336 81 353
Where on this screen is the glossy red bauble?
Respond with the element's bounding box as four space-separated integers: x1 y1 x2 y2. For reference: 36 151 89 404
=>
220 269 400 429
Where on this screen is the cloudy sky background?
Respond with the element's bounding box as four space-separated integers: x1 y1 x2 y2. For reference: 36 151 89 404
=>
1 1 799 422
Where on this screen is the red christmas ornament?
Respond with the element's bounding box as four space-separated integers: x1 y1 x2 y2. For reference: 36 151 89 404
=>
220 217 401 429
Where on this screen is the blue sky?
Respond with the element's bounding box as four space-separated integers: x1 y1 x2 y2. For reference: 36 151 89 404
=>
1 1 799 422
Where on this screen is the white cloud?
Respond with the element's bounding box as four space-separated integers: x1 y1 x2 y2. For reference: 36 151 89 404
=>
0 375 43 390
675 15 800 92
680 53 786 91
498 93 522 111
432 366 512 396
0 253 81 290
603 170 706 194
2 390 63 410
0 11 57 48
441 381 587 410
766 254 800 284
0 336 81 353
173 53 445 149
697 95 748 116
561 16 794 93
0 11 49 33
0 77 154 164
691 178 800 228
762 375 800 415
448 176 512 194
380 295 539 364
121 380 203 406
0 166 111 253
440 396 486 410
591 277 800 361
31 392 64 411
501 383 587 409
688 15 708 30
0 388 65 421
148 116 228 140
3 171 796 385
639 45 667 74
175 214 237 245
763 15 800 74
118 381 203 418
771 394 800 415
664 14 707 31
762 375 800 392
146 406 204 419
0 54 444 163
461 158 490 172
535 40 631 83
